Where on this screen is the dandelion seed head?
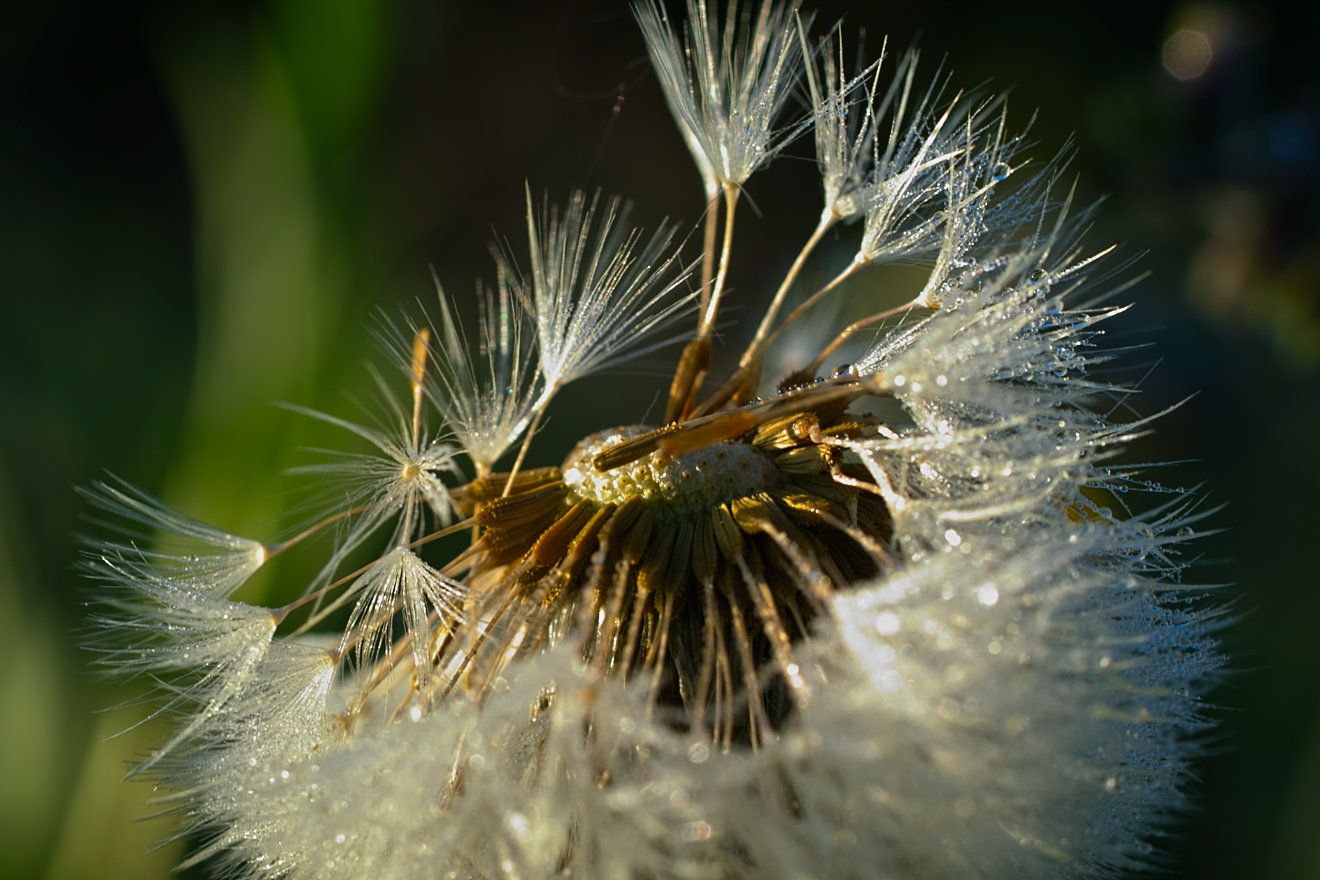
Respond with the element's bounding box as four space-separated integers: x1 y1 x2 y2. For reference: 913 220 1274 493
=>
84 3 1223 878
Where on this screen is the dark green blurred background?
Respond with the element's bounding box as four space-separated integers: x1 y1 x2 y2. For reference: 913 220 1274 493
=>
3 1 1316 877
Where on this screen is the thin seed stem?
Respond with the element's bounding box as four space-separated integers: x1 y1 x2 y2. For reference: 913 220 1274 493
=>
692 228 855 418
501 398 551 497
278 561 377 628
263 505 370 559
410 328 430 453
696 183 741 341
741 206 838 369
667 183 740 422
663 335 712 423
397 328 433 550
698 186 721 308
757 258 862 356
802 300 924 376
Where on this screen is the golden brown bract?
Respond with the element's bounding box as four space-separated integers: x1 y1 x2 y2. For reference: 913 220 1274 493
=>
436 390 894 748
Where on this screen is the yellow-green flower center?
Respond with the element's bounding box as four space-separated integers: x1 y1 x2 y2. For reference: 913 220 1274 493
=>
562 426 780 516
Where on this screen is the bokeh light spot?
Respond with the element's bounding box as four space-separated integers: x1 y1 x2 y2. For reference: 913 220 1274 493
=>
1163 28 1214 79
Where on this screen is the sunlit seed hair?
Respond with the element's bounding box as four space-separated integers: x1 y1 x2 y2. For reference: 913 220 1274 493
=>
279 396 463 589
80 478 266 596
402 269 541 473
82 2 1222 878
635 0 805 195
513 186 696 398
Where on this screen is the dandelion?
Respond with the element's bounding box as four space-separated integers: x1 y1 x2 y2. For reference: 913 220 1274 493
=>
84 3 1221 878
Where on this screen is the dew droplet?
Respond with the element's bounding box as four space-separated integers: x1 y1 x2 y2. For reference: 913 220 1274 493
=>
990 161 1012 181
874 611 901 635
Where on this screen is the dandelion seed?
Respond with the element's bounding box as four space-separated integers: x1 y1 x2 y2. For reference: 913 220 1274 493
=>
280 397 463 586
84 548 277 773
79 478 266 596
513 186 695 398
801 26 898 223
340 546 463 687
391 271 541 473
84 2 1222 878
635 0 805 193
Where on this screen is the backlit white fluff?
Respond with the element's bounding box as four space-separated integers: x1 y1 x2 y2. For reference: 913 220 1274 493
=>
515 186 695 398
635 0 804 193
403 273 541 473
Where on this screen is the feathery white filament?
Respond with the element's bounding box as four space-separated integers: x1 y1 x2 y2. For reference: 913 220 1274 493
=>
517 187 695 395
635 0 805 191
341 547 464 685
80 479 266 596
801 27 893 221
281 403 463 592
417 273 541 470
85 551 277 774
